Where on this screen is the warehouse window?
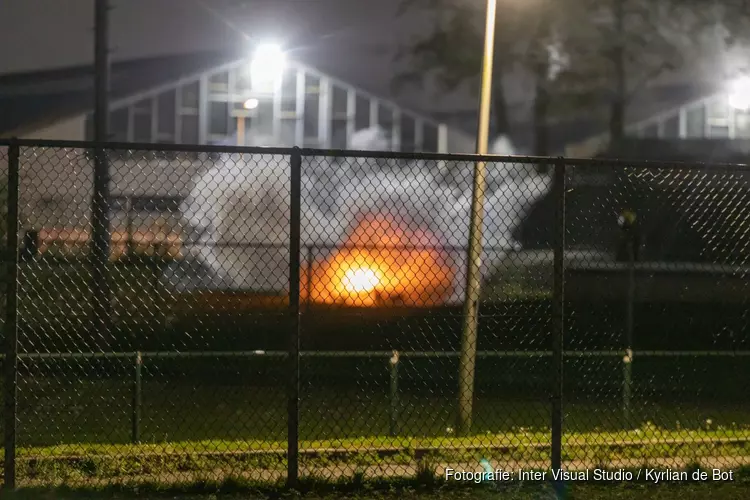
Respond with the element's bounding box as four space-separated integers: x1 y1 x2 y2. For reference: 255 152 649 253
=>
181 115 199 144
157 90 177 136
400 115 416 152
133 99 153 143
332 85 347 116
686 105 706 138
85 114 94 140
181 81 200 109
133 114 152 142
332 120 347 149
662 115 679 138
110 108 129 141
378 104 392 133
736 110 750 138
423 124 439 153
355 95 370 130
255 99 274 136
280 67 298 113
209 71 229 93
210 101 230 136
304 75 320 140
234 67 252 94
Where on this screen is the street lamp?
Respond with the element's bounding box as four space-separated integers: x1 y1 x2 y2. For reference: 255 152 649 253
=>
250 42 287 92
236 43 286 146
457 0 498 436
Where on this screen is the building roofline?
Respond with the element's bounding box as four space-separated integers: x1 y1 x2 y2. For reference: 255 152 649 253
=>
2 50 449 138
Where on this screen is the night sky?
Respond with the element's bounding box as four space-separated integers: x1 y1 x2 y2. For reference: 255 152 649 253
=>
0 0 483 118
2 0 747 143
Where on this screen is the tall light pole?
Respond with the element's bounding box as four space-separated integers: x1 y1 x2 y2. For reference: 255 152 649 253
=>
91 0 112 340
457 0 498 436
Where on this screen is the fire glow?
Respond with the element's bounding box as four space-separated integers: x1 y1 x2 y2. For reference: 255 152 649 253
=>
305 214 456 307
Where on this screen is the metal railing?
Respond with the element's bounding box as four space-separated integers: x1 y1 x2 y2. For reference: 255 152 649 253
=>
2 349 747 444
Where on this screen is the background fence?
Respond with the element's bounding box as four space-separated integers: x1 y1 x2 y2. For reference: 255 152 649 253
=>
1 138 750 490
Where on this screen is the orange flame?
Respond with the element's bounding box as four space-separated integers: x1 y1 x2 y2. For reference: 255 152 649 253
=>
305 214 456 307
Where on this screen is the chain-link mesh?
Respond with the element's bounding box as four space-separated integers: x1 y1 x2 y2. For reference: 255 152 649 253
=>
0 145 8 461
12 146 290 488
564 160 750 474
296 154 552 482
2 140 749 491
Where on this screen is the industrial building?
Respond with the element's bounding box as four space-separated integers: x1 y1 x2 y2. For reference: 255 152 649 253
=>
0 49 473 151
0 48 474 246
565 78 750 156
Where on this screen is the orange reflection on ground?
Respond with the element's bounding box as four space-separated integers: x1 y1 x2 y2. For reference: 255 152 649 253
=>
306 214 456 307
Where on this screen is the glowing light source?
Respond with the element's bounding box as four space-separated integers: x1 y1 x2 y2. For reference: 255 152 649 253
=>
305 214 456 307
728 76 750 111
249 42 286 91
342 267 381 293
243 98 259 110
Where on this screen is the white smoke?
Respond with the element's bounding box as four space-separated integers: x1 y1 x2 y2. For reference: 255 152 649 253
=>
164 127 551 303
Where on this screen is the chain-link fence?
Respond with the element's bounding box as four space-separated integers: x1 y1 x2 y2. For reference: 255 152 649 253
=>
562 160 750 476
1 138 749 491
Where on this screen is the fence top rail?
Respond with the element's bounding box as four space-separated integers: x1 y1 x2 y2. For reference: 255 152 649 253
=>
1 138 749 171
0 138 547 164
4 350 750 361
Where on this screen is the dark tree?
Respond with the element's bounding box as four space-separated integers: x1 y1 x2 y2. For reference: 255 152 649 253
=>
394 0 750 151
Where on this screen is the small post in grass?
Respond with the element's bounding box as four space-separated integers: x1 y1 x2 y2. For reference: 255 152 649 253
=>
132 351 142 444
389 350 400 436
623 347 633 427
620 209 638 429
623 241 635 427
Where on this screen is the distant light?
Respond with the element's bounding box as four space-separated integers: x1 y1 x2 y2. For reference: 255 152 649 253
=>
249 42 286 91
243 98 259 110
728 76 750 111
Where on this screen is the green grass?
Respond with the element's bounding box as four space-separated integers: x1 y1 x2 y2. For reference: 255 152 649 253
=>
3 262 750 495
10 428 750 457
6 380 750 446
3 379 750 489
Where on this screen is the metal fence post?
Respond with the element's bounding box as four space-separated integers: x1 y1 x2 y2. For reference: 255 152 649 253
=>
132 351 142 444
3 139 20 491
287 147 302 488
551 157 566 487
389 350 400 437
91 0 112 341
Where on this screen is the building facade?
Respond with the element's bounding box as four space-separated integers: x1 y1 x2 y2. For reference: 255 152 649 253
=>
566 84 750 157
81 57 474 153
1 52 478 258
629 91 750 140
